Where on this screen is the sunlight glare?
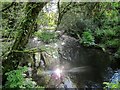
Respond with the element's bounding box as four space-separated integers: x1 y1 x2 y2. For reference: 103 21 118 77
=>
55 68 62 78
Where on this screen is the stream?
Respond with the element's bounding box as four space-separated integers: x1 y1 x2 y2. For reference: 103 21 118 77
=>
26 34 120 89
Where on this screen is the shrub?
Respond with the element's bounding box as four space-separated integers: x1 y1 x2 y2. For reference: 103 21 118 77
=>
81 31 95 46
103 82 120 89
5 66 37 88
34 31 57 43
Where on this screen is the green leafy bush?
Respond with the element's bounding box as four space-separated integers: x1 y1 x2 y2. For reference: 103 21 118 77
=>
103 82 120 90
34 31 57 43
5 66 37 88
81 31 95 46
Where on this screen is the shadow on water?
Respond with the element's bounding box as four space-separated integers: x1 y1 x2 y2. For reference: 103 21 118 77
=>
57 35 111 88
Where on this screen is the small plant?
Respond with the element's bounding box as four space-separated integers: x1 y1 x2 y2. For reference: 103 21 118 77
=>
5 66 37 88
103 82 120 90
34 31 57 43
81 31 95 46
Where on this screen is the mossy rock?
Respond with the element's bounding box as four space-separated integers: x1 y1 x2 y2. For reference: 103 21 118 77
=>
37 68 44 76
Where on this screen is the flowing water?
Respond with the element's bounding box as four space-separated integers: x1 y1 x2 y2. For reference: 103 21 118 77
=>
27 35 120 89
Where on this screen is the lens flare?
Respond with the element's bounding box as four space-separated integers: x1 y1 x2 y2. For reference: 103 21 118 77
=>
54 68 62 78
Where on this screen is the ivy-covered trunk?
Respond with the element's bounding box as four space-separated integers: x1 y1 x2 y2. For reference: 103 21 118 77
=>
2 2 47 85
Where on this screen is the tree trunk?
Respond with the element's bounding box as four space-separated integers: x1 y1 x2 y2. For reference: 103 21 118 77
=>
2 2 47 85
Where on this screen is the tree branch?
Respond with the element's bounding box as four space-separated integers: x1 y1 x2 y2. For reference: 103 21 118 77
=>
0 1 15 12
57 0 61 27
57 2 72 26
57 2 86 27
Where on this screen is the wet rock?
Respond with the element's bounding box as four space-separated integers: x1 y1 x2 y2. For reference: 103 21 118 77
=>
26 35 111 88
59 35 111 88
111 69 120 83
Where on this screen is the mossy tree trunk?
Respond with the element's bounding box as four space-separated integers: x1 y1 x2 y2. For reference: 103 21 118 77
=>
2 2 47 84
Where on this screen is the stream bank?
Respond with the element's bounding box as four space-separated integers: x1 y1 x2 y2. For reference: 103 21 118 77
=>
24 33 115 88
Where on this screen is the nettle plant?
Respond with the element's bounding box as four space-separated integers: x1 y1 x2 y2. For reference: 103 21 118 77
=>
5 66 37 88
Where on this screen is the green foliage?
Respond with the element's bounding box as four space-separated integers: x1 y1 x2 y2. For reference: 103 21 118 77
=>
34 31 57 43
35 86 45 90
103 82 120 89
94 3 119 58
105 39 120 47
37 12 56 27
115 47 120 59
59 2 119 57
5 66 37 88
60 2 120 60
81 31 95 46
2 2 25 38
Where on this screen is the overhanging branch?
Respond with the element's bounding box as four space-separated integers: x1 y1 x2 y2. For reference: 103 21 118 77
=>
0 0 16 12
57 2 86 27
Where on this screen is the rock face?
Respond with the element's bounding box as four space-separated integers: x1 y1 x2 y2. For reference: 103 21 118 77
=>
59 35 111 88
26 35 111 88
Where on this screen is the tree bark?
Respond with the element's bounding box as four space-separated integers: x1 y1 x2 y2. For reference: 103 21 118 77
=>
2 2 47 85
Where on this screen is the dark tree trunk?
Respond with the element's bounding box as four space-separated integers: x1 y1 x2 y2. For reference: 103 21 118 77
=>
2 2 47 85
